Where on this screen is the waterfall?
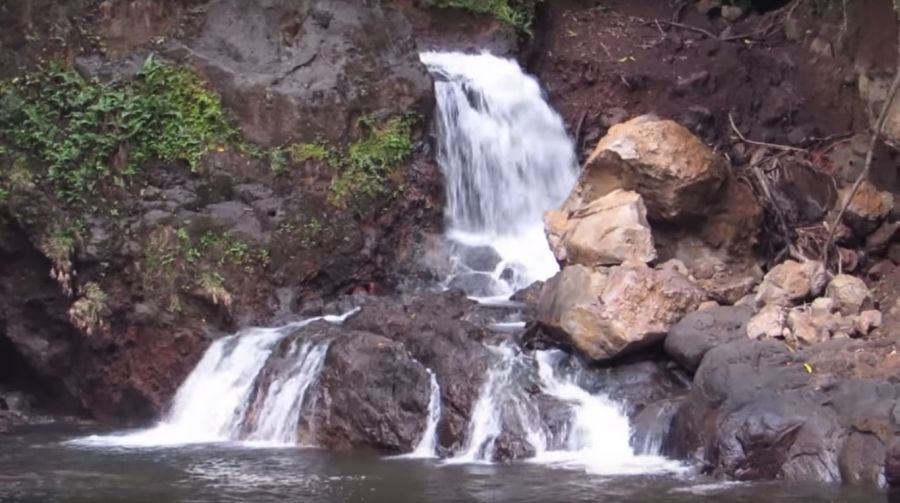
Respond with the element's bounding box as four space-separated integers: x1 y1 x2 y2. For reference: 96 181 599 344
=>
450 345 545 463
407 369 442 458
420 51 578 299
71 312 356 448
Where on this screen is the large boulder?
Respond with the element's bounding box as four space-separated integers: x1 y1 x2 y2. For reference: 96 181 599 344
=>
837 180 895 237
667 337 900 485
536 262 706 361
570 115 728 222
303 328 432 453
545 189 656 266
664 304 754 371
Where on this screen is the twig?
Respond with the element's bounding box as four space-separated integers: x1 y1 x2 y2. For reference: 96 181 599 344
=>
654 20 717 39
573 110 588 154
822 19 900 266
728 113 808 152
752 159 805 261
597 40 612 59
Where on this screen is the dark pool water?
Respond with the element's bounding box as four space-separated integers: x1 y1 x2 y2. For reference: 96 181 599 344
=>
0 424 894 503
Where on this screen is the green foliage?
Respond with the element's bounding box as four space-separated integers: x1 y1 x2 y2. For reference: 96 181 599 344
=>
0 56 232 203
423 0 540 32
288 142 329 163
328 115 414 206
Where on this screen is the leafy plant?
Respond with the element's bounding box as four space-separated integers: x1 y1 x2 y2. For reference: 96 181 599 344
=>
68 281 108 335
423 0 541 32
0 56 233 203
288 142 330 163
328 115 414 206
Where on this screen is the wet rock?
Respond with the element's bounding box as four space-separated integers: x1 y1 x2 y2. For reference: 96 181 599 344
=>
537 262 705 361
755 260 827 307
447 273 500 297
664 305 754 371
838 180 894 237
582 359 690 419
825 274 871 316
341 292 496 452
696 0 722 16
545 189 656 266
457 245 502 272
303 327 431 453
205 201 266 243
668 338 900 484
572 115 728 223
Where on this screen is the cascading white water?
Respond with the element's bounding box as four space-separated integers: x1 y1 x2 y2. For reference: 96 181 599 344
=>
450 345 545 463
72 312 356 448
420 51 578 299
407 369 442 458
532 351 683 475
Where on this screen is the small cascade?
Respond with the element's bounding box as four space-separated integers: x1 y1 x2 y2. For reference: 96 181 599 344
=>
243 339 330 444
451 345 545 463
533 351 684 474
407 369 442 458
420 51 578 299
72 312 356 448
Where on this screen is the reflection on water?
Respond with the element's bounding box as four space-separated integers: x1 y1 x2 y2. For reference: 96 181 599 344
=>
0 425 893 503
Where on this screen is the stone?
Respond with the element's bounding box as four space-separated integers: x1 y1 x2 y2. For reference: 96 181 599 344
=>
787 307 826 345
573 115 729 223
838 180 894 237
698 300 719 311
537 262 705 361
721 5 744 21
865 221 900 255
447 273 501 298
696 0 722 16
825 274 871 316
665 304 754 371
457 245 502 272
855 310 882 335
747 305 787 340
810 297 837 318
547 189 657 267
755 260 827 307
890 243 900 264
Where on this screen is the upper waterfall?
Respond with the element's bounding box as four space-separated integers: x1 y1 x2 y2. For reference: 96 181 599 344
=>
420 52 578 298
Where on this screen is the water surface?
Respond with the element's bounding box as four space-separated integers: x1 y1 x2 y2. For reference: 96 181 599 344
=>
0 425 891 503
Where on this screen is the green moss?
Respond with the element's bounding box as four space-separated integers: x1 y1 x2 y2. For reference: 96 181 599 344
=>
328 115 414 206
423 0 540 32
288 143 330 164
0 56 233 204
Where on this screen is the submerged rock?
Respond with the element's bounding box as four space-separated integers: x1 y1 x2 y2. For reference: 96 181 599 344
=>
536 262 705 361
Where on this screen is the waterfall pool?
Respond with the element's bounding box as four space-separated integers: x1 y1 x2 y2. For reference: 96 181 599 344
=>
0 424 891 503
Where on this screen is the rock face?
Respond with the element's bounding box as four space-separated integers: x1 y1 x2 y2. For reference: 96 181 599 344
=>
170 0 432 146
664 305 754 371
573 115 728 222
537 262 705 361
667 337 900 484
545 189 656 266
